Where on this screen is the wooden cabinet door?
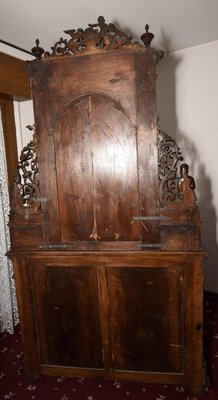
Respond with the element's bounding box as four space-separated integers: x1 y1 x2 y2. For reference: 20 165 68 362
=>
30 258 104 369
55 94 140 243
108 264 183 373
29 256 184 374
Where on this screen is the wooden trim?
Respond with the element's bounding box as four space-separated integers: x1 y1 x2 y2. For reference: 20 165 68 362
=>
0 98 18 188
0 52 31 100
40 364 184 385
0 51 32 189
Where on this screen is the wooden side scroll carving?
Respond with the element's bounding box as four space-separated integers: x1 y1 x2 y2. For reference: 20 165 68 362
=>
158 123 199 221
10 125 41 215
158 123 183 208
157 124 200 250
9 125 44 249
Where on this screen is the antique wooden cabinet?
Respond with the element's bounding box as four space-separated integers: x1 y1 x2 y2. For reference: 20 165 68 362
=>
9 17 207 395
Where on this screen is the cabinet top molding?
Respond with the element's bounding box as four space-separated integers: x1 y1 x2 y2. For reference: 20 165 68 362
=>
31 16 159 60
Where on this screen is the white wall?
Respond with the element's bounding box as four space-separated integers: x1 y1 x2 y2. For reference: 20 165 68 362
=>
14 101 34 156
157 40 218 293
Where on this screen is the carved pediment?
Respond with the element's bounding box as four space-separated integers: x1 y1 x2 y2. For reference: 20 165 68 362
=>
31 16 155 59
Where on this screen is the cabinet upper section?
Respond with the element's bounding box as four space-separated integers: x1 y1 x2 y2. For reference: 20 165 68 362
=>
9 17 201 252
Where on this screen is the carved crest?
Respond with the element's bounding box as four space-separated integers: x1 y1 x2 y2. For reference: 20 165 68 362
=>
31 16 155 59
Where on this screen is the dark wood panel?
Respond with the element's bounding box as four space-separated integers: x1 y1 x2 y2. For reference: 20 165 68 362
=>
55 96 94 241
0 52 31 100
33 51 137 129
108 265 183 373
182 255 204 394
91 94 139 241
30 64 61 242
30 262 104 368
55 94 140 242
0 98 18 189
135 51 159 243
11 256 40 379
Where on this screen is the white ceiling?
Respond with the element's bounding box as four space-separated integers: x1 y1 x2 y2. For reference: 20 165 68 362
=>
1 0 218 55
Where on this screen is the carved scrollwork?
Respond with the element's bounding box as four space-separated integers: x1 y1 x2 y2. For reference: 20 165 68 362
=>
15 125 40 208
54 16 133 57
158 123 183 208
32 16 152 59
50 37 70 57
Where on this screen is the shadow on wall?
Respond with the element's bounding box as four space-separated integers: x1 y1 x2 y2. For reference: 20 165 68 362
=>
156 36 218 293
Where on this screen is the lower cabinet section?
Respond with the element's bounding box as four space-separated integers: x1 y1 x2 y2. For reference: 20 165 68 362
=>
12 250 205 395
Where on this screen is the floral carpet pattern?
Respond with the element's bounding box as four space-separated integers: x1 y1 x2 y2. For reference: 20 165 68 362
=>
0 292 218 400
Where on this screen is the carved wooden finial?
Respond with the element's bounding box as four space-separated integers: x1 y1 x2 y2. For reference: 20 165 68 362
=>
140 24 154 47
31 39 44 59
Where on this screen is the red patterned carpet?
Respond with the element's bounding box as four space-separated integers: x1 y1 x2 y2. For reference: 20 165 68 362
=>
1 292 218 400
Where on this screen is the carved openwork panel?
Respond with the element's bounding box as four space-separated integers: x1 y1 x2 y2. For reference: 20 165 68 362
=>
158 123 183 208
15 125 40 209
158 121 199 229
31 16 156 59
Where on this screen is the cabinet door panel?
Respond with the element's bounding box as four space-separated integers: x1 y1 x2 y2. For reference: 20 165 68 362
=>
55 97 94 241
55 94 140 243
90 95 139 241
108 266 183 373
30 261 104 368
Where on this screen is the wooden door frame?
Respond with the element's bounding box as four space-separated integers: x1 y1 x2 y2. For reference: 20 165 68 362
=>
0 97 18 188
0 51 31 189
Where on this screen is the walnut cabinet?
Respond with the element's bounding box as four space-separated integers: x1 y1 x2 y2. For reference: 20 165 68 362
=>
9 17 207 396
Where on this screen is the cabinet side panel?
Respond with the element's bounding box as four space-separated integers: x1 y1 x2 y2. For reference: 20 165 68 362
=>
29 62 62 242
12 256 40 379
135 51 159 243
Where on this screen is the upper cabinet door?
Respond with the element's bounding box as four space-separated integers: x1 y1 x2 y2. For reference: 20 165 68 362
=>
28 49 159 246
55 94 140 243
